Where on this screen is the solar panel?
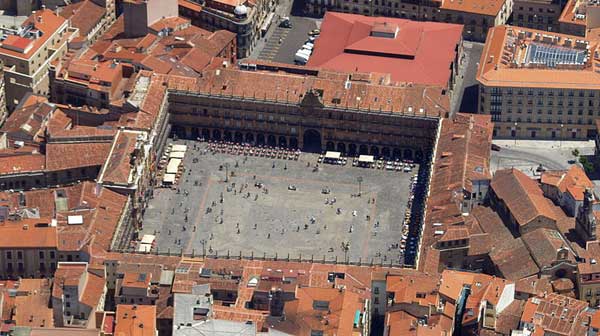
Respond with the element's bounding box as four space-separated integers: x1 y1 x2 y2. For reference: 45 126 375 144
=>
525 43 586 67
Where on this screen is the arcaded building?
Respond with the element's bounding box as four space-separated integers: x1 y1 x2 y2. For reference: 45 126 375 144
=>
477 25 600 140
167 63 450 160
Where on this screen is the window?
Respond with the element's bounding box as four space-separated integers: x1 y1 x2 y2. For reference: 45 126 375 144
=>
311 331 324 336
17 251 22 259
313 300 330 310
6 251 11 260
39 251 44 259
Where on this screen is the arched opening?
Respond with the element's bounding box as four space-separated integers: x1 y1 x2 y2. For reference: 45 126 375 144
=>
415 150 423 162
191 127 200 139
326 141 335 151
289 137 298 148
393 148 402 160
404 149 413 160
359 144 369 155
212 129 222 141
382 147 391 158
370 146 380 157
303 129 322 152
257 133 265 145
245 133 254 144
202 129 210 140
337 142 346 154
278 136 287 147
171 125 186 139
348 144 357 156
224 130 232 141
234 132 243 143
267 134 277 147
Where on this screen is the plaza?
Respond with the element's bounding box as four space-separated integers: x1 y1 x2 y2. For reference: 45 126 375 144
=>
141 140 421 265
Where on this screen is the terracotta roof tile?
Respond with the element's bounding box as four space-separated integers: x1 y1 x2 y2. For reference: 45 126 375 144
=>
308 12 462 87
45 142 112 171
491 169 558 227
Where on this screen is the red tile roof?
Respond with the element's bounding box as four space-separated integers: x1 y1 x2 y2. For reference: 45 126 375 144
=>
0 10 67 60
308 12 463 87
491 168 559 227
45 142 112 171
59 0 106 37
0 218 57 248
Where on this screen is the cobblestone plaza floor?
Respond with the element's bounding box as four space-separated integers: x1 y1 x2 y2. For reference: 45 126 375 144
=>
142 140 418 265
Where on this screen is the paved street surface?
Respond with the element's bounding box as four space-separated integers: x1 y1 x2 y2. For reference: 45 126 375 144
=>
142 140 417 265
490 139 595 175
452 41 484 115
257 16 319 63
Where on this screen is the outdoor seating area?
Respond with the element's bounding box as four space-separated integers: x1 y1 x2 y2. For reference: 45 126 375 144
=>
317 152 416 172
206 140 301 160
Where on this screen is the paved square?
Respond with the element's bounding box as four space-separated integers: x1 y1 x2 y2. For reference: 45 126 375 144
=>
142 140 417 265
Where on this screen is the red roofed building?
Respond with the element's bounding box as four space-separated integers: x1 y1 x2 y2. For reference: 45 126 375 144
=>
0 9 75 111
308 12 464 91
52 262 107 328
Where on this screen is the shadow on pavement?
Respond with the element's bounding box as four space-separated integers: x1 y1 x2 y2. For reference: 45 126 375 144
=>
458 84 479 113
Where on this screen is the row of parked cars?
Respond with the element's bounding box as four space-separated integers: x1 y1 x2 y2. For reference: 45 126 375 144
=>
294 29 320 65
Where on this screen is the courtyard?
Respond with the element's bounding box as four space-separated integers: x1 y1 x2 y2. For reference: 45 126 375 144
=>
141 140 420 266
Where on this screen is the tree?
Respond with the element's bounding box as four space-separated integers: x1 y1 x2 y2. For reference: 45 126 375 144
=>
579 156 594 173
572 148 580 157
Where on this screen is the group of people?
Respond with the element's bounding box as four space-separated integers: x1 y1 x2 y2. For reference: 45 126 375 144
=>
206 141 301 160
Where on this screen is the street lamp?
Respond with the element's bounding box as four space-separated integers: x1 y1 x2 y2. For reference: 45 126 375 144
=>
513 122 518 146
560 124 564 148
224 163 230 182
357 176 363 197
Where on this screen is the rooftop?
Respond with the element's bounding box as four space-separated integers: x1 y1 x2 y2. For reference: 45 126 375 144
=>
491 168 560 227
115 304 156 336
0 9 68 60
477 25 600 89
308 12 463 87
417 113 494 273
180 65 450 118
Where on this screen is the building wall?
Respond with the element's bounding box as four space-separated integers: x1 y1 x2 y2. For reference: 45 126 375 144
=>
479 85 600 140
146 0 178 26
512 0 563 32
1 19 70 111
180 0 268 58
167 92 439 158
0 247 57 278
578 274 600 306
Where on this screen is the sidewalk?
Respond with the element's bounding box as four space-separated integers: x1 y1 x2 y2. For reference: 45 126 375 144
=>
493 139 595 150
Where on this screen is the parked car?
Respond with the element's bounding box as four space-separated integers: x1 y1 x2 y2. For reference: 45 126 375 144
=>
309 29 321 36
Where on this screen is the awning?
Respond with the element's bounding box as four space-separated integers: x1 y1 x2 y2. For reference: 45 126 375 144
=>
166 159 182 174
358 155 374 163
170 144 187 152
137 243 152 252
163 173 176 183
169 151 185 159
324 151 341 160
141 234 155 244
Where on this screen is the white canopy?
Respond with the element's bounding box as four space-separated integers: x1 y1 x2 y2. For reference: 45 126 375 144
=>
170 144 188 152
324 151 341 160
169 151 185 159
163 173 176 183
137 243 152 252
141 234 155 245
166 158 182 174
358 155 374 163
